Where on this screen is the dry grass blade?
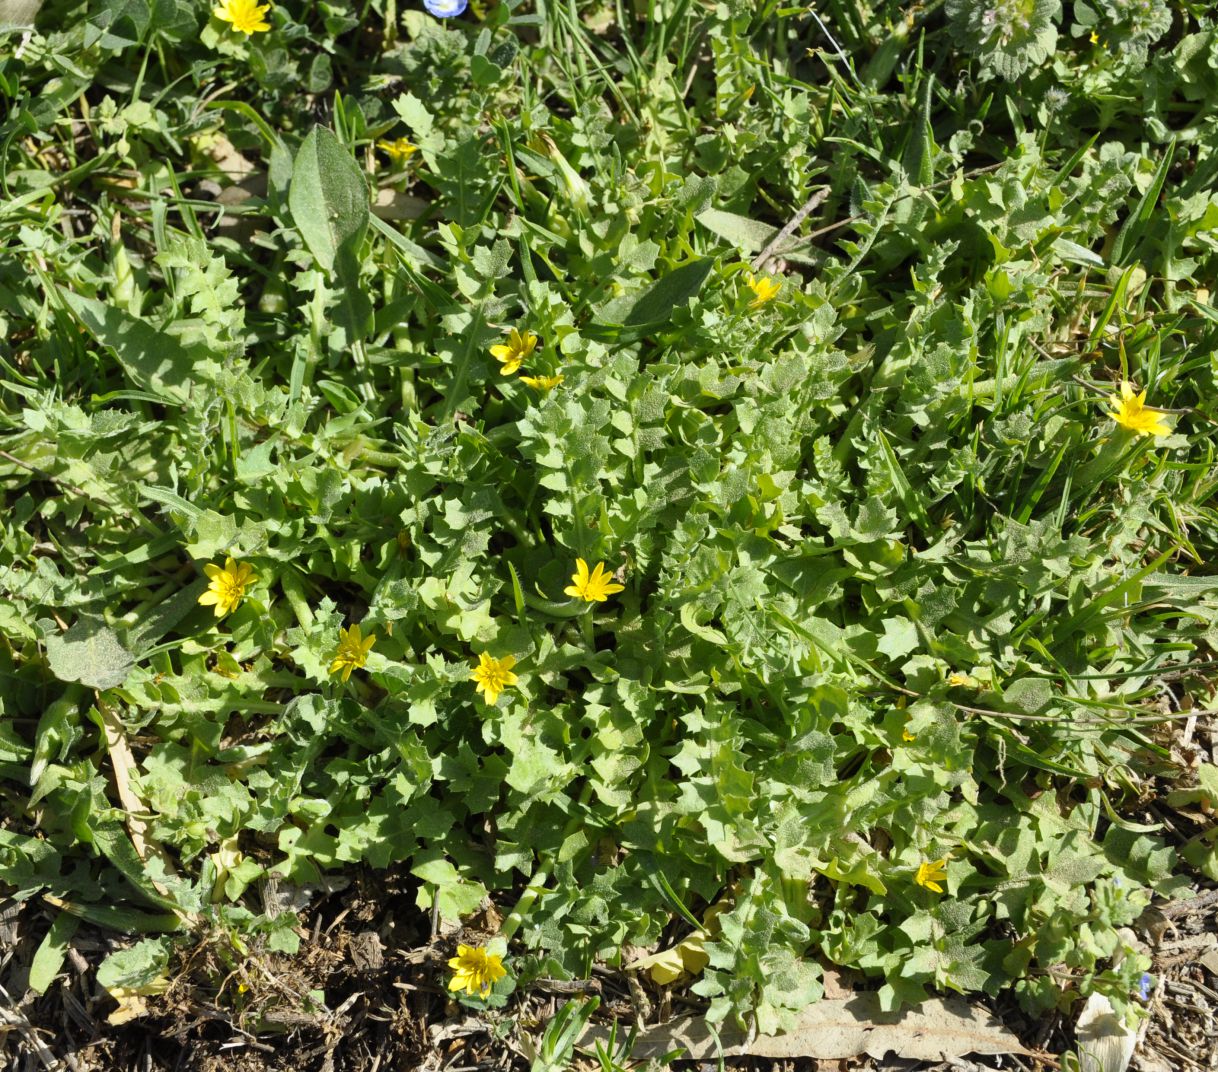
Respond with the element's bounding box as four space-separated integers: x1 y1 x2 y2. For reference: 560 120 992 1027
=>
0 982 61 1072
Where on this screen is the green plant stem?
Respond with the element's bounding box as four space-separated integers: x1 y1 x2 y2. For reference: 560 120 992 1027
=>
501 781 595 942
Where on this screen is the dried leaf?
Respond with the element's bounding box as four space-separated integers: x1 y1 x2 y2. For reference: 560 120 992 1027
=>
97 701 189 915
628 931 709 984
579 995 1029 1062
1076 993 1135 1072
821 968 854 1000
372 187 430 221
0 0 40 28
98 937 172 1024
201 132 257 182
627 899 726 983
105 988 156 1026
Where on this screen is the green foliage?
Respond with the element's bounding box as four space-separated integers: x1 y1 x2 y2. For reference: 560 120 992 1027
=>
1 0 1216 1040
947 0 1062 81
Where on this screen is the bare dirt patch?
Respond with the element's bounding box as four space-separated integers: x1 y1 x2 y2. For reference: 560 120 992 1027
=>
4 866 1216 1071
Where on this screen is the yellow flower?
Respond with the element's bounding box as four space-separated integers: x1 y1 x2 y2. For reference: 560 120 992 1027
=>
447 944 506 997
1108 381 1171 437
902 725 916 742
563 558 625 603
1089 30 1100 44
947 672 975 687
519 374 564 391
213 0 271 34
329 624 376 682
914 857 949 894
377 136 418 163
745 271 781 309
489 328 539 376
471 652 518 705
197 557 255 618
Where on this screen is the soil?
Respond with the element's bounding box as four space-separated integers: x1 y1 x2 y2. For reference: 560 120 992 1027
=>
3 861 1216 1072
7 717 1218 1072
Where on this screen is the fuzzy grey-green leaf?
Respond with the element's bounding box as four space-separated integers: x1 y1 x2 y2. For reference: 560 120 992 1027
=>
46 619 135 691
288 126 370 273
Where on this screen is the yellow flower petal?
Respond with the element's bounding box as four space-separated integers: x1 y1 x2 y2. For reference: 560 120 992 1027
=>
447 944 506 996
635 933 709 984
1108 381 1171 437
490 328 538 376
745 271 781 309
519 374 563 390
471 652 518 705
197 557 256 618
213 0 271 34
914 857 949 894
377 137 418 162
330 624 376 681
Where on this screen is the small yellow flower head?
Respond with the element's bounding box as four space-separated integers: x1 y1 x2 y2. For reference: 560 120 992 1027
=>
1089 29 1100 44
1108 381 1171 437
447 944 506 997
377 136 418 163
213 0 272 34
329 624 376 682
198 557 255 618
901 725 916 742
489 328 539 376
563 558 625 603
947 672 976 687
519 374 564 391
471 652 518 705
914 857 949 894
745 271 781 309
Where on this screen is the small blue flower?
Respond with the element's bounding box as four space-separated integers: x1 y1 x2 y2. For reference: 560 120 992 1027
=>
1137 972 1153 1001
424 0 467 16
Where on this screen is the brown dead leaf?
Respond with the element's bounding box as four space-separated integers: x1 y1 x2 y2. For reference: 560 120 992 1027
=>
821 968 853 1000
1154 931 1216 969
200 132 257 182
578 994 1029 1061
1132 1050 1174 1072
1199 946 1218 975
98 699 179 886
98 697 150 848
